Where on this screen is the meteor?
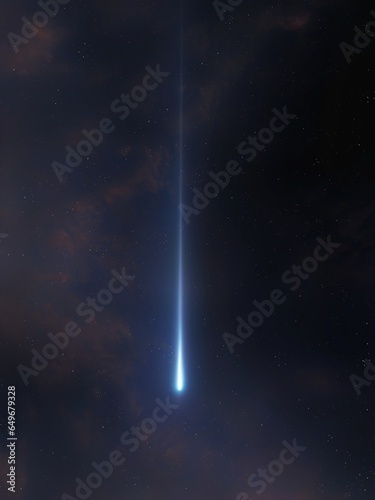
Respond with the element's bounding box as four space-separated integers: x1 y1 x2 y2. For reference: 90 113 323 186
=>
175 221 184 392
175 1 185 393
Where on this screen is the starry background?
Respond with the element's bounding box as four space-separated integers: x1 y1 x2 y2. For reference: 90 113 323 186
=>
1 0 375 499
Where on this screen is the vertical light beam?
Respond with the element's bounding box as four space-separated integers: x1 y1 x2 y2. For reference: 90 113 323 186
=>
175 1 185 393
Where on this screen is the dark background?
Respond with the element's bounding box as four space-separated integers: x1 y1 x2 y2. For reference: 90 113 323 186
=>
1 0 375 498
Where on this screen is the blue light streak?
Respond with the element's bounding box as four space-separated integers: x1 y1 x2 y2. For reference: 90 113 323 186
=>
175 1 185 393
176 126 184 392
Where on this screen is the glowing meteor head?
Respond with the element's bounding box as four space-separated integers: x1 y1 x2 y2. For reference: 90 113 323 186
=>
176 374 184 392
175 330 184 392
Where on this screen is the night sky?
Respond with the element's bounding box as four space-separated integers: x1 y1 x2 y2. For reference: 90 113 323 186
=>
1 0 375 499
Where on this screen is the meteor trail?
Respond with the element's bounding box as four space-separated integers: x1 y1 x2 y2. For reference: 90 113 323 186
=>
175 1 185 393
